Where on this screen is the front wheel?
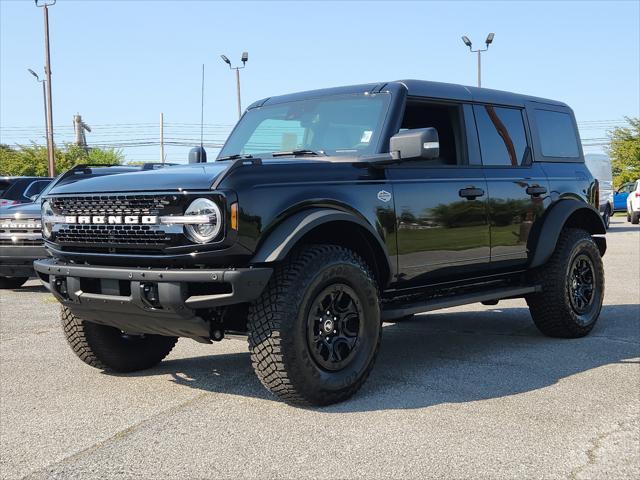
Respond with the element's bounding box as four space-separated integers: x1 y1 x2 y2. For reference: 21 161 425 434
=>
61 307 178 372
248 245 381 406
526 228 604 338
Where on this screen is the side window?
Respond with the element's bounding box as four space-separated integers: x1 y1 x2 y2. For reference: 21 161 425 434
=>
474 105 529 166
534 109 579 158
399 101 465 166
23 180 50 199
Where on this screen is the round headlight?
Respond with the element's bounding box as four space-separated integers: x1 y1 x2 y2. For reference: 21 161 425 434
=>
41 200 54 239
183 198 222 244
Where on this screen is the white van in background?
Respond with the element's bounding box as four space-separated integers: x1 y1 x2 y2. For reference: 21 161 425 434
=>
585 153 614 228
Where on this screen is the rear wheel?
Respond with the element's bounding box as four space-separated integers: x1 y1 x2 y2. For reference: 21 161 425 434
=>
632 212 640 225
61 307 178 372
0 277 29 289
248 245 381 406
526 228 604 338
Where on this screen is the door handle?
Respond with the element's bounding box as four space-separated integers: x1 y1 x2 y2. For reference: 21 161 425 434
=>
526 185 547 197
459 187 485 200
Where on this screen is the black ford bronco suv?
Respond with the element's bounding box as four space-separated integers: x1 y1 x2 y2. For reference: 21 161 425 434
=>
35 80 606 406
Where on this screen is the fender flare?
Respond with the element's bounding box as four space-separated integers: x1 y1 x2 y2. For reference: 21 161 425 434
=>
251 208 393 280
529 199 606 268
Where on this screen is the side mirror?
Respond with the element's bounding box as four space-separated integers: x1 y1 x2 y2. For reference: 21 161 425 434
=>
390 127 439 160
29 194 39 202
188 146 207 163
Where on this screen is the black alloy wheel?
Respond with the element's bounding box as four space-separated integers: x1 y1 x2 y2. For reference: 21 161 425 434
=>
568 254 596 318
307 285 363 372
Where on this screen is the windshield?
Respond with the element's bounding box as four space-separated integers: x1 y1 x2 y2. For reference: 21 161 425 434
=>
219 93 391 158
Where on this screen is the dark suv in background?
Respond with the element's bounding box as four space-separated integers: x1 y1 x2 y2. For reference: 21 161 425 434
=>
0 176 52 207
35 80 606 406
0 164 171 289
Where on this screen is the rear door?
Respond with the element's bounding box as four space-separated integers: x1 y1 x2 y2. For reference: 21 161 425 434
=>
388 101 490 286
473 104 550 269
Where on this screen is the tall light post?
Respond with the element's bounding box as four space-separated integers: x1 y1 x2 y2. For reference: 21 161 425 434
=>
35 0 56 176
220 52 248 119
461 33 495 87
27 69 49 148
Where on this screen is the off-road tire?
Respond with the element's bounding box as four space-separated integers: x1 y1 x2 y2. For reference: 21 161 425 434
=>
526 228 604 338
61 306 178 372
247 245 381 406
632 212 640 225
602 207 611 229
0 277 28 289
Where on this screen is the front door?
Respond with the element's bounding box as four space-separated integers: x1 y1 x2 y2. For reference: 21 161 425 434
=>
387 101 490 287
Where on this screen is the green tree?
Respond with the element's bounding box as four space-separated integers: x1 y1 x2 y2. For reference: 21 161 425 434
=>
0 143 123 176
607 117 640 187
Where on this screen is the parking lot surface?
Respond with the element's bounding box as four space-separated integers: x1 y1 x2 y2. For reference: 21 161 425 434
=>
1 216 638 480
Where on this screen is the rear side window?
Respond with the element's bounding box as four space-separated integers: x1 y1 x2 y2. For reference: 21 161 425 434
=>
474 105 530 166
534 109 579 158
22 180 51 199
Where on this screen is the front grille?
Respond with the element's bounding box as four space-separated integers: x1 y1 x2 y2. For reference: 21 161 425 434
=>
0 218 43 246
50 194 181 252
52 195 172 216
56 224 169 247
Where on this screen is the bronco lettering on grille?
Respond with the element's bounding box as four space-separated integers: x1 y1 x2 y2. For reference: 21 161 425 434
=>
62 215 158 225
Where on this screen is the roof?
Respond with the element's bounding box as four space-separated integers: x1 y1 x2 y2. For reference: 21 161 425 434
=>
250 79 567 109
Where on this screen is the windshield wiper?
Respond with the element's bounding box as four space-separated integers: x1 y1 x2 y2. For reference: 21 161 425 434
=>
217 154 254 161
270 149 325 158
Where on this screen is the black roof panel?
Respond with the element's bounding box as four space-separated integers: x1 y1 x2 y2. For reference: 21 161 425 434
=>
251 79 567 109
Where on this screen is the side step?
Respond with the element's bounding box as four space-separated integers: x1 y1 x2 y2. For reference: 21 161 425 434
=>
381 285 540 321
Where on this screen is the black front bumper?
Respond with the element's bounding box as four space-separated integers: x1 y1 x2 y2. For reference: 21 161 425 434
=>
0 245 48 277
34 258 272 339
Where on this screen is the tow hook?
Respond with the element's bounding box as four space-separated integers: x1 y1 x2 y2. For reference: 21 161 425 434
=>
140 282 161 309
53 277 69 300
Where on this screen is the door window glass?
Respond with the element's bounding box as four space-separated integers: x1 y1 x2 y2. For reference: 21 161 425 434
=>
23 180 51 199
399 101 465 166
475 106 529 166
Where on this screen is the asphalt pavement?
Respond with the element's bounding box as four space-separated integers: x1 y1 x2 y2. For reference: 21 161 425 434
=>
1 215 638 479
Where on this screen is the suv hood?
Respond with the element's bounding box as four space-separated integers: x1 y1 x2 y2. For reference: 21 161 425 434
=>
0 201 41 218
48 163 231 195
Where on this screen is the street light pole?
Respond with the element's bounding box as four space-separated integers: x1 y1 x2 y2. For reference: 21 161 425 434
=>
35 0 56 176
220 52 248 119
235 67 241 119
461 33 495 88
27 69 48 145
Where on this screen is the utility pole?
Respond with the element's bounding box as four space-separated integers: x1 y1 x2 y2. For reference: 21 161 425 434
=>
73 114 91 150
461 33 495 87
220 52 248 119
160 112 165 163
35 0 57 176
